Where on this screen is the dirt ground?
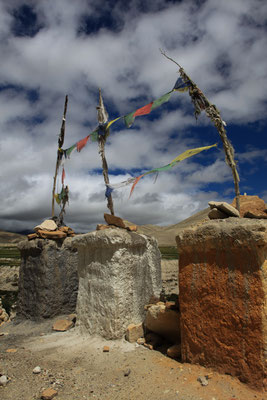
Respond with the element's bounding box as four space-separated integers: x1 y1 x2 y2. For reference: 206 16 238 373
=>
0 317 265 400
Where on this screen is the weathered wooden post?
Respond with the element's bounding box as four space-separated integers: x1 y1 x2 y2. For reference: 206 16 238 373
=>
52 95 68 217
96 89 115 215
161 50 241 212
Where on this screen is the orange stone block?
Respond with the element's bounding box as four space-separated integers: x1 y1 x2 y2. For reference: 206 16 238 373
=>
176 219 267 390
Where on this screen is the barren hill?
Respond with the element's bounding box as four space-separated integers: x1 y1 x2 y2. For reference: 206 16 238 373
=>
125 207 210 246
0 230 26 244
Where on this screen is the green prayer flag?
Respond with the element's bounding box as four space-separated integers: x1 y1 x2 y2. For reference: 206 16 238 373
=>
124 111 135 128
90 130 99 142
65 144 76 157
151 91 172 111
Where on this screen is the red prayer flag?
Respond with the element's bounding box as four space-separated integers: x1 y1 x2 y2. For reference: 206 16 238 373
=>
133 102 153 117
129 174 145 197
61 167 66 184
77 135 90 152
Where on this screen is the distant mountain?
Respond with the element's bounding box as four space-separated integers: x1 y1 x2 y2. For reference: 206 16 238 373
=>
0 230 26 244
124 207 210 246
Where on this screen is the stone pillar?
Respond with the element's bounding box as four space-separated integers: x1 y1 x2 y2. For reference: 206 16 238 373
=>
17 238 78 319
72 228 162 339
176 219 267 390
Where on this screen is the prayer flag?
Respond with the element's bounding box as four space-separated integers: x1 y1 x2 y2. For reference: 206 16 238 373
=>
151 92 172 110
173 77 190 92
61 167 65 184
77 135 90 152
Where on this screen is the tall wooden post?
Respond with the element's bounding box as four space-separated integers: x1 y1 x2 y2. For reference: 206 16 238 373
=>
52 95 68 217
161 50 240 212
96 89 115 215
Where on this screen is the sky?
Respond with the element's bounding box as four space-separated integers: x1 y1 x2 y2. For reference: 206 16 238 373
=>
0 0 266 233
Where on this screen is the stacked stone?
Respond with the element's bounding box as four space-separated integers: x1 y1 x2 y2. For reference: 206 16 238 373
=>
27 220 75 241
96 213 137 232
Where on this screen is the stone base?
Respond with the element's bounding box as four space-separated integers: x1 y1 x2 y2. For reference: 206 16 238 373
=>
176 218 267 390
72 228 162 339
17 238 78 319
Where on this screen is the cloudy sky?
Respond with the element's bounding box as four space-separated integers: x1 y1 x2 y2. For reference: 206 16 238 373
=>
0 0 266 233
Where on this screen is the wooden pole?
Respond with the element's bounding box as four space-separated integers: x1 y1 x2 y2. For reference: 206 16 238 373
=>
160 50 240 212
96 89 115 215
52 95 68 217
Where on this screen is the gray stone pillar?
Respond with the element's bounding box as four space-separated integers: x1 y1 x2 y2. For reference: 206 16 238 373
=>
17 238 78 319
72 228 162 339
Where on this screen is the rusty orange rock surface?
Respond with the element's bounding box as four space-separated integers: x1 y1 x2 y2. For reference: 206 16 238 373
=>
176 218 267 390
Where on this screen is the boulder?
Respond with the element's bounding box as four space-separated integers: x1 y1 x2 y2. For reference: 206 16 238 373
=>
208 201 240 217
144 303 180 344
72 228 161 339
176 218 267 390
232 195 267 218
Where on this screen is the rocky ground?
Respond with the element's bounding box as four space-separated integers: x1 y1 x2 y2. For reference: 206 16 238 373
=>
0 317 264 400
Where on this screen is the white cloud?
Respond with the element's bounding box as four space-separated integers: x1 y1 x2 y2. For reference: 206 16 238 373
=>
0 0 266 232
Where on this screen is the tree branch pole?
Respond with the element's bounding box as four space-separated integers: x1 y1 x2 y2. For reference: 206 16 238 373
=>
52 95 68 217
97 89 115 215
161 50 240 212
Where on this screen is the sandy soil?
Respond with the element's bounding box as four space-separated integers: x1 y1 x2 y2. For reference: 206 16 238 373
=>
0 317 265 400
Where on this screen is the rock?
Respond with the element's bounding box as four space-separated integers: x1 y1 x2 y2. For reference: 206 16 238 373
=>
52 319 74 332
208 201 240 217
0 375 8 386
144 304 180 344
126 225 137 232
103 346 110 352
167 344 181 359
33 366 41 374
67 313 77 323
145 332 163 349
27 233 38 240
137 337 145 345
96 224 111 231
176 218 267 390
6 348 17 353
197 376 209 386
244 211 267 219
37 230 67 239
123 369 131 377
208 208 229 220
165 301 176 310
232 195 267 218
17 238 78 320
143 343 153 350
72 229 161 339
104 213 126 228
34 220 58 232
41 388 58 399
125 323 144 343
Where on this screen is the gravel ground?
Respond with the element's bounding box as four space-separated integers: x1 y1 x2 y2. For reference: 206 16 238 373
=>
0 317 265 400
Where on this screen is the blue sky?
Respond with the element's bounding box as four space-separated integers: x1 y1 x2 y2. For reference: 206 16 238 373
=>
0 0 266 233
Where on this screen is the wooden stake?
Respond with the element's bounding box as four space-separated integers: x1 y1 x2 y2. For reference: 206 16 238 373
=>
97 89 115 215
52 95 68 217
161 50 240 212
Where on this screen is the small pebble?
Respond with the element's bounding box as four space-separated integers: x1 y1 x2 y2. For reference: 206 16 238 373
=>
103 346 110 352
33 366 41 374
197 375 209 386
123 369 131 377
0 375 8 386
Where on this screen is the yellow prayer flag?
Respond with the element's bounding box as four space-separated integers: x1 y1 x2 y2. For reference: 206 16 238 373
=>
170 144 217 164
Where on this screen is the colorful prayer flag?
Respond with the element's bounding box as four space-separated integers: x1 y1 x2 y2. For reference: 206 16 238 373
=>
77 135 90 152
173 77 190 92
61 167 65 184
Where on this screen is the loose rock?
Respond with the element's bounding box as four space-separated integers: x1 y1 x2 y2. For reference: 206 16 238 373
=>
104 213 126 228
208 208 229 220
103 346 110 352
197 376 209 386
208 201 240 217
0 375 8 386
125 323 144 343
41 388 58 399
33 366 41 374
52 320 74 332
